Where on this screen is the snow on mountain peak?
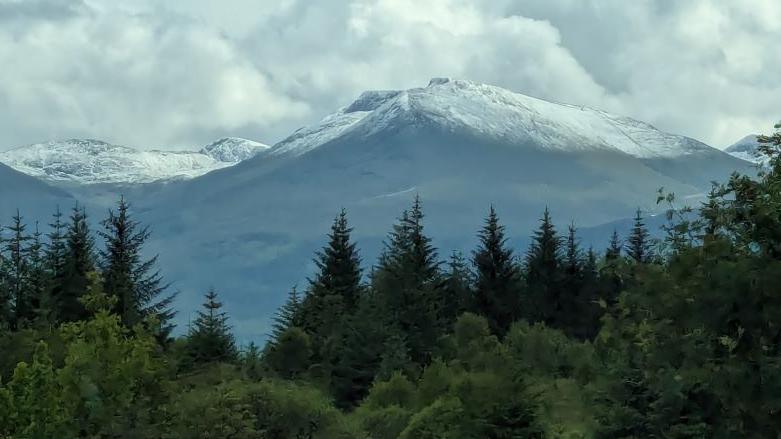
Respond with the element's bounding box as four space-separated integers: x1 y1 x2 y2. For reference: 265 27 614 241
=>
270 78 720 160
0 137 268 185
200 137 270 163
725 134 765 164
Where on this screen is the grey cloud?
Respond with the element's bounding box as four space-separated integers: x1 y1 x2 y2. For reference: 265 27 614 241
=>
0 0 778 150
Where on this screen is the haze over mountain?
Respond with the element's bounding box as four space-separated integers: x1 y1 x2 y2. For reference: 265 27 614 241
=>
0 137 269 185
0 78 754 341
725 134 766 165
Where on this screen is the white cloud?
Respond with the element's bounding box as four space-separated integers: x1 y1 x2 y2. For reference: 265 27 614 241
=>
0 0 778 149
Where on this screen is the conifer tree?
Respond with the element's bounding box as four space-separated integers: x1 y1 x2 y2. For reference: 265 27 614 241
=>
472 206 522 335
45 207 67 279
626 209 652 263
4 211 31 329
441 251 473 329
270 286 303 344
99 197 176 334
186 289 237 365
373 195 442 365
606 229 622 260
299 210 362 346
26 224 48 324
524 208 563 326
54 206 95 323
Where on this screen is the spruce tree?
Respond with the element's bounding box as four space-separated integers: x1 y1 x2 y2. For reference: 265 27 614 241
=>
45 206 67 279
270 286 303 344
524 208 563 326
606 229 622 260
299 209 362 346
54 206 95 323
4 211 32 329
626 209 652 263
99 197 176 334
26 224 48 325
441 251 473 329
472 206 522 335
186 289 237 365
374 195 442 365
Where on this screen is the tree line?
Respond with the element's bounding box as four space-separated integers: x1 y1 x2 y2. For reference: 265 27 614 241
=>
0 123 780 437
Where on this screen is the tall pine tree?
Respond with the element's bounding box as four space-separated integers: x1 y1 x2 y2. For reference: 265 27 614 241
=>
99 197 176 335
373 195 442 365
299 209 363 346
54 206 95 323
186 289 237 365
270 286 303 344
441 251 473 329
524 208 563 326
3 211 32 329
472 206 522 336
626 208 652 263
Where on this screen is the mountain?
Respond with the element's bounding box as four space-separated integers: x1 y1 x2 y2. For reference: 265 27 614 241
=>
132 78 752 341
725 134 766 164
0 161 73 221
0 137 269 185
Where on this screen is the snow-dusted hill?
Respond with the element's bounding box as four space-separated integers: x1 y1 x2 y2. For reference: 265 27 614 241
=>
271 78 718 160
0 137 269 185
725 134 766 164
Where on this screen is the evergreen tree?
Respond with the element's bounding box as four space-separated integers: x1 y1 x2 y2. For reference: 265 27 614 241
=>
606 229 622 260
45 206 67 279
440 251 472 329
26 224 49 325
374 195 442 365
99 197 176 335
186 289 237 365
626 209 652 263
3 211 31 329
299 210 363 346
54 206 95 323
524 208 563 326
270 286 303 344
472 206 522 335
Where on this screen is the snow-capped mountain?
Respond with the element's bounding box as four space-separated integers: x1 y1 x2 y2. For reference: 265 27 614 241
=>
0 137 269 185
130 78 751 340
271 78 717 160
725 134 766 164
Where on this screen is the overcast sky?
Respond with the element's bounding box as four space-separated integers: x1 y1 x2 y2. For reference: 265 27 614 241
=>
0 0 778 151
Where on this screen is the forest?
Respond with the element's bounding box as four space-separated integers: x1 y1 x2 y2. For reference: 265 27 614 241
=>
0 123 780 438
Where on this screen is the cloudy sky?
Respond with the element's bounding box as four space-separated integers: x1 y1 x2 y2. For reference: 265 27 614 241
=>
0 0 778 151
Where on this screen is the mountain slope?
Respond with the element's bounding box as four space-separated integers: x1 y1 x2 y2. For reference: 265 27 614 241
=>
0 138 269 185
133 78 752 341
726 134 765 164
0 161 73 221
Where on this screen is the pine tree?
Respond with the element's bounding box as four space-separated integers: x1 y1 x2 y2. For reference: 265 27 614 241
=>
3 211 32 329
441 251 473 329
186 289 237 365
270 286 303 344
626 209 652 263
472 206 522 335
606 229 622 260
54 206 96 323
99 197 176 335
374 195 442 365
299 209 363 346
26 223 49 325
524 208 563 326
45 206 67 279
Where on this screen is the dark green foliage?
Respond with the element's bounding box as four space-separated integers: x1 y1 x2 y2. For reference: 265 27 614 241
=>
299 209 363 350
626 208 652 263
186 289 238 365
53 206 95 323
373 196 443 365
100 197 176 335
265 326 313 379
472 206 522 335
2 211 32 329
270 285 302 344
606 229 622 260
440 251 472 330
524 208 563 326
